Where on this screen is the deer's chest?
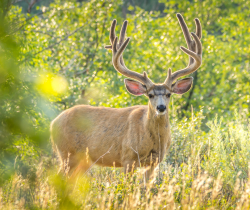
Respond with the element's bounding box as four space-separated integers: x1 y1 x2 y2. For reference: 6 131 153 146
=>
137 128 171 162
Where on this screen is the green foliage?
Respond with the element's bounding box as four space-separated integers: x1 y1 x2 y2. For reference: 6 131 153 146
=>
204 112 250 187
168 110 250 192
0 1 54 185
11 0 250 119
1 0 250 208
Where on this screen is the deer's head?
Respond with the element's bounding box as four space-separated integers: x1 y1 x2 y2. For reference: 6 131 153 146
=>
105 14 202 116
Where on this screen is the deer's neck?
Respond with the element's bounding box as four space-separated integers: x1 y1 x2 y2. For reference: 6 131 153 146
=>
146 103 170 136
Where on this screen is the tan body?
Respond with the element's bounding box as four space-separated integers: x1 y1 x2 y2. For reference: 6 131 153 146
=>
51 104 171 173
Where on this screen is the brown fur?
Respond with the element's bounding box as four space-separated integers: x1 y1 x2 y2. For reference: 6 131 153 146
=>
51 88 171 178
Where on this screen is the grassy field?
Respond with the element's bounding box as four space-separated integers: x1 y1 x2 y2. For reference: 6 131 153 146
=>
1 0 250 209
1 110 250 209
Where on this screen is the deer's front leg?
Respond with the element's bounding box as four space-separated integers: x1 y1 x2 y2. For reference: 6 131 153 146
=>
142 152 160 180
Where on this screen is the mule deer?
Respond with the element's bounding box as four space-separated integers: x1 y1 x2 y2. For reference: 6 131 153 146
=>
51 13 202 178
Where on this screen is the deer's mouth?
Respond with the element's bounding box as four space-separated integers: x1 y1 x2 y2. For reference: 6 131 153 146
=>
156 110 166 116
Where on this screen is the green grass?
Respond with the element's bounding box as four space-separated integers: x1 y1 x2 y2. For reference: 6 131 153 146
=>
1 110 250 209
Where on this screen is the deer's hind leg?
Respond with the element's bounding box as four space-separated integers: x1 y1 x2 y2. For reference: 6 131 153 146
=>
53 145 66 175
55 148 88 177
69 153 92 179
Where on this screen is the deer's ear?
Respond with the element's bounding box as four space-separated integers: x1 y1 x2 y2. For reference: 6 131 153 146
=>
124 79 147 96
172 77 193 95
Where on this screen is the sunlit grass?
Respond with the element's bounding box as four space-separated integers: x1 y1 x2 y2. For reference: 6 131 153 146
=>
1 111 250 209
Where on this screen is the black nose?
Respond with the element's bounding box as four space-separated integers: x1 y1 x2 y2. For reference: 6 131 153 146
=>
157 105 166 112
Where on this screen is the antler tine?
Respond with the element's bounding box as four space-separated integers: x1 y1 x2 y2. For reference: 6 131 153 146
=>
176 13 193 49
118 20 128 46
164 68 172 87
117 21 128 66
105 20 116 50
195 18 202 39
111 28 154 87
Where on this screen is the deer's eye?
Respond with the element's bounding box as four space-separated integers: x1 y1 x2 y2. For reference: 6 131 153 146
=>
166 93 171 98
148 94 154 98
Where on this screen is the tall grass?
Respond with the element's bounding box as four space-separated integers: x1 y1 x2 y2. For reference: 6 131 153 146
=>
1 110 250 209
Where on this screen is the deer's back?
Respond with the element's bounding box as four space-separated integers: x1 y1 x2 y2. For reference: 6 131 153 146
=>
50 105 148 166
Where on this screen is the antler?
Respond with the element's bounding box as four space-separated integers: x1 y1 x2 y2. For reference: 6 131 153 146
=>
105 20 154 87
165 13 202 86
105 19 127 66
